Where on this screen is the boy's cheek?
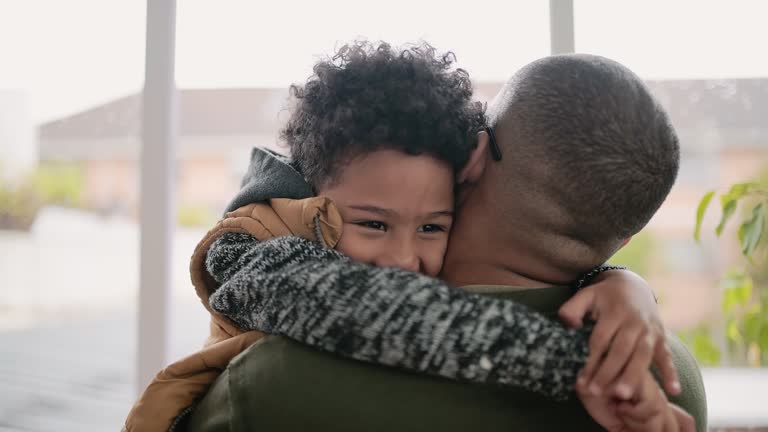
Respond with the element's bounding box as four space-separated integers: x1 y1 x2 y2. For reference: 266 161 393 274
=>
423 239 450 277
335 229 378 264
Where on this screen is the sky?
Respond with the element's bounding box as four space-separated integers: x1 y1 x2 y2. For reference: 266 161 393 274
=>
1 0 767 124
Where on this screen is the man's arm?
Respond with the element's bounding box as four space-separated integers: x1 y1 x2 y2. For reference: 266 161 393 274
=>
207 233 590 400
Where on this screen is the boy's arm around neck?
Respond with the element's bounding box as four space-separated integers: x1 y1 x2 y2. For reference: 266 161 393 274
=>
207 232 594 400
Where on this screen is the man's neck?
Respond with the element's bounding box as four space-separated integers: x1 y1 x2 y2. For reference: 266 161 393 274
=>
440 259 552 288
442 190 577 288
441 199 553 288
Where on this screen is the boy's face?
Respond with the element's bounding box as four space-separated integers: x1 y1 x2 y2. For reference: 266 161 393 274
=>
317 149 454 277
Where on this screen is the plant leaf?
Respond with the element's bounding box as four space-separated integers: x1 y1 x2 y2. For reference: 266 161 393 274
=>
679 328 722 366
725 182 759 202
727 319 742 343
694 191 715 242
721 272 753 313
744 312 762 343
722 288 737 314
692 331 721 366
760 324 768 354
737 203 765 257
735 278 754 306
716 199 737 237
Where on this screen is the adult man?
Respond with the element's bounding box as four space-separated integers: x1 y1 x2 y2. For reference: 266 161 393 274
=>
184 54 707 431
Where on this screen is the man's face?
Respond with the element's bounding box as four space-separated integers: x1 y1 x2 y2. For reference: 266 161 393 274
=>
317 149 455 277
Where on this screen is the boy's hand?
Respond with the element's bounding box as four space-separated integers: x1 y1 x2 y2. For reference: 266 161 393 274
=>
615 372 695 432
559 270 681 399
576 371 695 432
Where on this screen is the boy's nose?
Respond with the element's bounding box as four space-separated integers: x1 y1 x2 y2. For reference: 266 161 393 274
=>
387 253 420 273
377 241 420 273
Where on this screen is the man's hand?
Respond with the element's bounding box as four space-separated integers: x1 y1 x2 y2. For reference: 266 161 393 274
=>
559 270 681 399
577 371 695 432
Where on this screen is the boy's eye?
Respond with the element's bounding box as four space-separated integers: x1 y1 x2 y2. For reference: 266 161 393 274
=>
418 224 446 233
356 221 388 232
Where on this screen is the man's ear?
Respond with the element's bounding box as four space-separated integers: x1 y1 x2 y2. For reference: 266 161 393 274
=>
457 131 489 185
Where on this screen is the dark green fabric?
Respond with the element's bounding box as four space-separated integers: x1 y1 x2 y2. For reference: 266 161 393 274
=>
185 368 231 432
186 286 707 432
663 337 708 432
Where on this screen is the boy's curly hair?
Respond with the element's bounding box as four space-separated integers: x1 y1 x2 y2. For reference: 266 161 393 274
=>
281 41 487 188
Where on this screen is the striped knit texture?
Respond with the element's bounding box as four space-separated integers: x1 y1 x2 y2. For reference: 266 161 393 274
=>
207 232 590 400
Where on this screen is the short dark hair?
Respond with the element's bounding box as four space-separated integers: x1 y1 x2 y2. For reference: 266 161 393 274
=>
282 41 486 188
493 54 679 248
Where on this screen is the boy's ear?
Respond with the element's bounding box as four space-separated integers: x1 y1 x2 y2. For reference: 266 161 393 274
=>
618 236 633 249
457 131 489 185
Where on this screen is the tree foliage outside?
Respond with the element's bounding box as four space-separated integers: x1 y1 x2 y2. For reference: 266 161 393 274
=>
177 203 217 228
0 162 85 230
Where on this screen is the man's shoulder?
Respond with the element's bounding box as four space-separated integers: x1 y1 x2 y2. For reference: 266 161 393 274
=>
187 336 603 432
664 332 708 432
186 330 708 432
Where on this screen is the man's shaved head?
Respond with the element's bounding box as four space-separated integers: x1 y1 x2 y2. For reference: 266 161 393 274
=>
485 54 679 273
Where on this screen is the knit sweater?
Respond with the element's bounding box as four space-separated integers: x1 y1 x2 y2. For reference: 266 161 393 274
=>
207 233 591 400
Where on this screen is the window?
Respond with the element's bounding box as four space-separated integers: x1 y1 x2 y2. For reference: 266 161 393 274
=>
0 1 146 430
4 1 766 429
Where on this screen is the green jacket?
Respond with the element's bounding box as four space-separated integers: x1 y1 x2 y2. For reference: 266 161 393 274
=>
185 286 708 432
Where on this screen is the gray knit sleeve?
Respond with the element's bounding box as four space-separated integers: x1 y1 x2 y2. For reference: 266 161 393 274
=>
207 233 590 400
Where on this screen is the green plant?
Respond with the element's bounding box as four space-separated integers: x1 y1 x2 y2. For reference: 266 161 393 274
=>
177 204 216 228
693 182 768 367
0 180 41 230
30 163 84 207
0 162 85 231
679 325 721 367
609 230 657 275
